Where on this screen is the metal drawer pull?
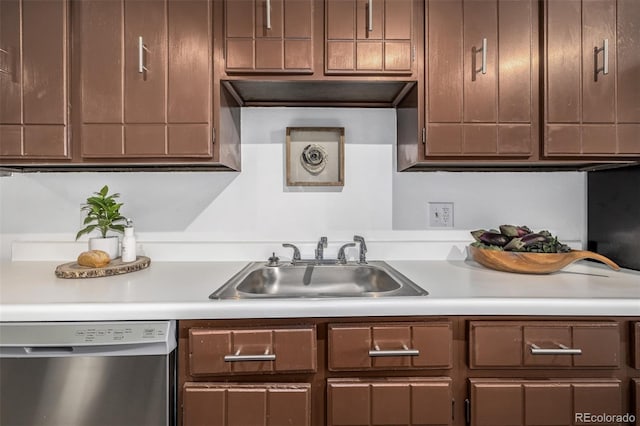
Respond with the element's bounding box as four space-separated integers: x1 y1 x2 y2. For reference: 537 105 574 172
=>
602 38 609 75
138 37 149 74
0 48 9 75
368 344 420 357
481 38 487 74
266 0 271 30
224 348 276 362
368 0 373 32
595 39 609 76
530 343 582 355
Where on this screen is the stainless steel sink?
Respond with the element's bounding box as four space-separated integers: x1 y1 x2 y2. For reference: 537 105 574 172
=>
210 261 428 299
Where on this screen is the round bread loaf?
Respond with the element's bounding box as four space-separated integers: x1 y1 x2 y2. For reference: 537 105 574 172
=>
77 250 111 268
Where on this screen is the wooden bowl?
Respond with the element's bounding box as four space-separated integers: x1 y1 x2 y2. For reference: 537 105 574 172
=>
468 245 620 274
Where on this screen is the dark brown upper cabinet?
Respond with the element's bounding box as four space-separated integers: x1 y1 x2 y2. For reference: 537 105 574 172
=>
224 0 314 74
423 0 537 159
75 0 218 161
325 0 415 75
544 0 640 158
0 0 69 160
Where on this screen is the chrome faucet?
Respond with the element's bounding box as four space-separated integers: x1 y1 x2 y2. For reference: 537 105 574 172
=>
337 243 356 264
353 235 367 264
315 236 328 260
282 243 301 264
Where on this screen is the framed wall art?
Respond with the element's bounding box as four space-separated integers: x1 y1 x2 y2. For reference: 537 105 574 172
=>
286 127 345 186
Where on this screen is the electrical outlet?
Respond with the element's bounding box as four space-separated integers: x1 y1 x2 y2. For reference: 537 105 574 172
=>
428 202 454 228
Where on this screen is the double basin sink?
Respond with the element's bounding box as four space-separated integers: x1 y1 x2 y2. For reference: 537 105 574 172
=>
210 261 428 299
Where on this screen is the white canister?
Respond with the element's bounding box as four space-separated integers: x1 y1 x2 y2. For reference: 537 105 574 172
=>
121 219 137 262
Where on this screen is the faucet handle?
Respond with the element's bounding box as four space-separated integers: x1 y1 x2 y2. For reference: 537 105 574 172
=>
267 252 280 267
337 243 356 264
353 235 367 264
282 243 301 263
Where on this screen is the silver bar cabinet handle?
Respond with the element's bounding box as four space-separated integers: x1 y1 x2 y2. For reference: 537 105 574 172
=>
0 48 9 75
602 39 609 75
224 348 276 362
530 343 582 355
368 0 373 32
481 38 487 74
266 0 271 30
138 36 148 74
368 344 420 357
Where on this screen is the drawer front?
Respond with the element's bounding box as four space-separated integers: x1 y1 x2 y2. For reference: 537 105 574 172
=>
183 383 311 426
327 378 452 426
189 326 316 376
469 378 622 426
328 322 452 371
469 321 620 369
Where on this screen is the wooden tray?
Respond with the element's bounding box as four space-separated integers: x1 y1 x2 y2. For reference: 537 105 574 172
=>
468 245 620 274
55 256 151 279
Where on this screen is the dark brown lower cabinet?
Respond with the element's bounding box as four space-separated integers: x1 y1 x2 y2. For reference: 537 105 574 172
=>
180 317 638 426
469 379 622 426
327 378 452 426
182 383 311 426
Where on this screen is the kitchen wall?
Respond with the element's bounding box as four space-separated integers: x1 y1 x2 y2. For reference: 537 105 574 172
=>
0 108 586 261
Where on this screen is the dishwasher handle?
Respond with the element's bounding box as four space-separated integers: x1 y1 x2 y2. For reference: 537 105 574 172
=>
1 340 176 358
25 346 75 355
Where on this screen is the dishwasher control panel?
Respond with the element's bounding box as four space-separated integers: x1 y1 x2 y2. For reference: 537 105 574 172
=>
0 321 172 346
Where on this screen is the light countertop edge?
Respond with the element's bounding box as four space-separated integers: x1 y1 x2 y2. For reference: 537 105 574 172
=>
1 259 639 321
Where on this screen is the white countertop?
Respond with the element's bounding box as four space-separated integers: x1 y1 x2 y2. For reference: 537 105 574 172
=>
1 259 639 321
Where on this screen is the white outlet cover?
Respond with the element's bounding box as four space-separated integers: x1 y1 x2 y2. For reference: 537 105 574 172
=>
428 202 454 228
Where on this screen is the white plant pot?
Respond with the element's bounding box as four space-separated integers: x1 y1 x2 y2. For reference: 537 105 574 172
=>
89 236 120 260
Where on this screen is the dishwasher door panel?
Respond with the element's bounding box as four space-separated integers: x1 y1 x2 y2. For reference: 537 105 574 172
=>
0 354 172 426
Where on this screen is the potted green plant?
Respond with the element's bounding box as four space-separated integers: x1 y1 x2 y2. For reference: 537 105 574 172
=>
76 185 127 259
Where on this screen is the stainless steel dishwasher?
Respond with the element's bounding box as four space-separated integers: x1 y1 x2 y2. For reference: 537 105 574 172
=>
0 320 176 426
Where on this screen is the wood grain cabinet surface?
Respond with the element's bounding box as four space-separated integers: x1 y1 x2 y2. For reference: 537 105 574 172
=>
189 326 317 376
325 0 415 75
0 0 69 160
75 0 214 160
633 322 640 369
224 0 314 73
469 320 621 369
328 321 452 371
423 0 537 159
327 377 453 426
183 382 311 426
469 378 623 426
545 0 640 157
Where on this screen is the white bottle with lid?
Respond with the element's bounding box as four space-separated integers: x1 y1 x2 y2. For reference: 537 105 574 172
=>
121 218 137 262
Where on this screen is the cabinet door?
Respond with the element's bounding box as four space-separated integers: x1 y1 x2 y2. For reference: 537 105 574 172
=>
77 0 212 159
326 0 414 74
327 378 452 426
189 326 316 376
545 0 640 157
328 322 452 371
469 379 622 426
0 0 68 159
425 0 535 158
183 383 311 426
225 0 313 73
469 321 621 369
